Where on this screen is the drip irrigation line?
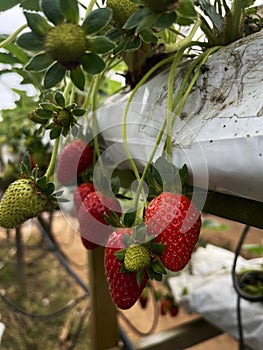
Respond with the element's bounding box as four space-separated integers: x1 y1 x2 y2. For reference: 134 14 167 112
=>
0 292 88 319
231 225 263 350
36 218 89 294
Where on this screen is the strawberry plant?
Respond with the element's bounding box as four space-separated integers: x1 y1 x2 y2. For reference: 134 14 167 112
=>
0 2 262 348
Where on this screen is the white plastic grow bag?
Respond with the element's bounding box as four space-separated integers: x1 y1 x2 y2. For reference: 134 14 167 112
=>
168 244 263 350
96 30 263 203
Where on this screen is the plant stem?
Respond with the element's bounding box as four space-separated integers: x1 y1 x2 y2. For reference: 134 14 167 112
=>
44 136 60 180
86 0 97 15
172 46 221 126
0 24 27 48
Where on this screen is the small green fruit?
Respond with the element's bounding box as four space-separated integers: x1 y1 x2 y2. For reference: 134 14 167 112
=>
0 178 49 228
45 23 87 68
53 108 72 127
124 244 151 272
107 0 138 29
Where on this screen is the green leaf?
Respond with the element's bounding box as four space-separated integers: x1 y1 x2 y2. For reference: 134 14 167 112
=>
40 0 64 25
46 182 55 195
20 0 41 11
60 0 79 24
44 62 66 89
136 269 145 286
123 209 136 227
49 126 61 139
35 108 53 118
39 102 58 112
54 91 65 107
25 53 53 71
195 0 224 33
71 125 79 137
139 28 158 43
70 66 85 91
154 157 177 191
151 243 165 256
154 12 177 29
122 233 132 247
86 36 115 54
111 177 120 195
136 226 147 243
81 53 105 74
123 7 150 30
106 28 122 42
21 152 31 175
147 266 163 281
176 0 197 18
24 11 52 36
0 52 18 64
36 176 47 190
4 42 28 64
114 249 126 261
124 36 141 51
82 8 113 35
72 108 86 117
0 0 20 11
16 32 45 51
151 259 166 275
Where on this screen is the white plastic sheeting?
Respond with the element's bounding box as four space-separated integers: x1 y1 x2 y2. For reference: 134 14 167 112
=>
97 30 263 203
168 244 263 350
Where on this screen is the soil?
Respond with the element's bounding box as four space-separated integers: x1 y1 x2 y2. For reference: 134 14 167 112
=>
49 211 262 350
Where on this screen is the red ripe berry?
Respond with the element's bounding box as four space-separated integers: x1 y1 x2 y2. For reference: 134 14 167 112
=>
160 299 171 316
77 191 121 249
104 228 149 310
56 139 93 185
170 303 179 317
73 182 95 214
144 192 201 272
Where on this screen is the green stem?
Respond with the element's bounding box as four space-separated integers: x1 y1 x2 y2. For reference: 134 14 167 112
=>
230 0 244 42
122 55 176 184
86 0 97 15
165 47 186 160
172 46 221 126
44 137 60 180
0 24 27 48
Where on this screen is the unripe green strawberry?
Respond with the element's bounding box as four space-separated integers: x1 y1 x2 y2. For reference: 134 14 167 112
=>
142 0 179 13
45 23 87 68
107 0 138 29
53 109 72 127
124 244 151 272
0 178 49 228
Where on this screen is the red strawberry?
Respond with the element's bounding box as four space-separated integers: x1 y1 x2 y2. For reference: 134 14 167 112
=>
170 303 179 317
160 299 171 315
104 228 149 310
144 192 201 272
77 191 121 249
56 139 93 185
73 182 95 213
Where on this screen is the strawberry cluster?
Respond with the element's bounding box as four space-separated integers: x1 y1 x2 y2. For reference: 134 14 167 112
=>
61 149 202 310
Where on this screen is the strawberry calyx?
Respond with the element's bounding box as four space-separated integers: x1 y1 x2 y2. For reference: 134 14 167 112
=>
146 156 188 200
114 225 167 285
31 91 86 139
20 152 65 207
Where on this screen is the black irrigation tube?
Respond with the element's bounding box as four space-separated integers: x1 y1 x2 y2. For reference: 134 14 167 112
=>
36 218 135 350
232 225 263 350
